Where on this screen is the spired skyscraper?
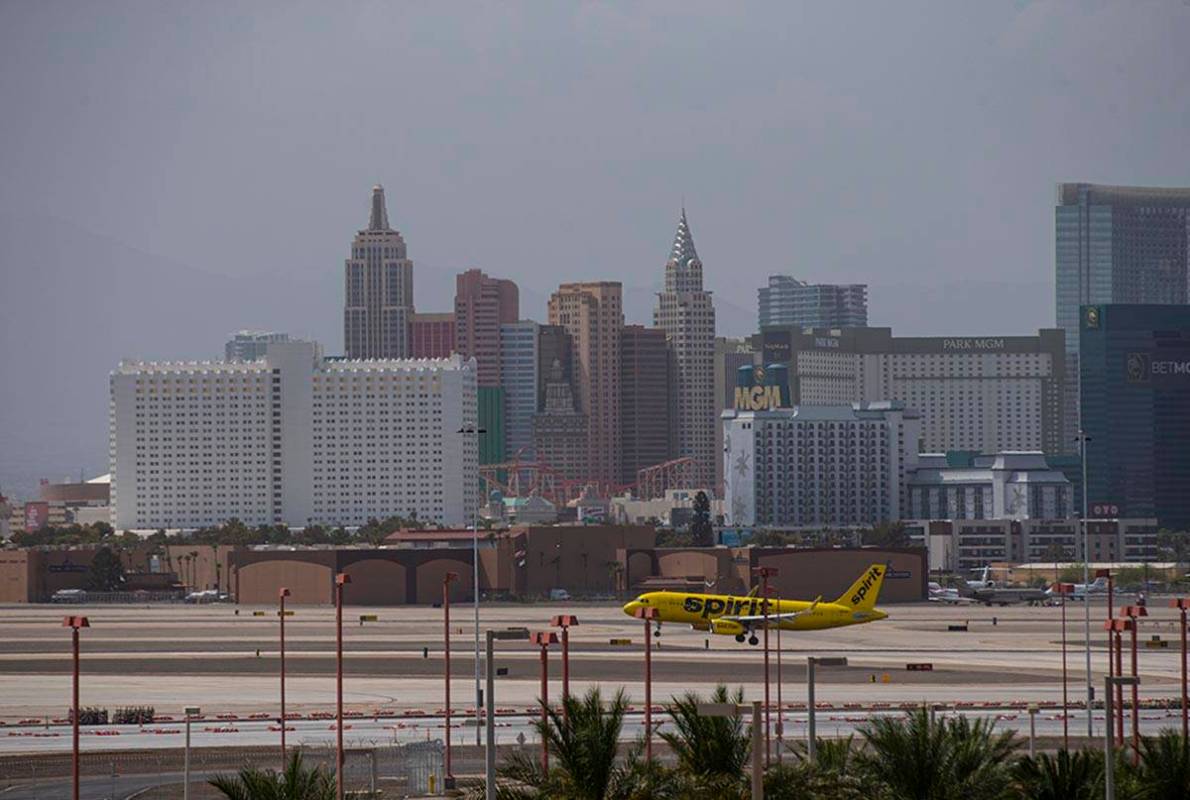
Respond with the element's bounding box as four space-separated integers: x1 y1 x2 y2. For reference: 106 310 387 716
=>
654 209 716 486
344 185 414 359
1055 183 1190 449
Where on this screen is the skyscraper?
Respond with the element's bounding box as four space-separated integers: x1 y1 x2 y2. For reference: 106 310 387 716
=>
619 325 675 483
1055 183 1190 449
343 185 414 359
654 209 716 486
548 282 623 484
454 269 519 387
1079 304 1190 529
455 269 518 465
758 276 867 329
500 320 540 460
532 359 588 482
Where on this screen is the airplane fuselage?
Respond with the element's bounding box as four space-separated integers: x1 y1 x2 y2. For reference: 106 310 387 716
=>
625 591 886 632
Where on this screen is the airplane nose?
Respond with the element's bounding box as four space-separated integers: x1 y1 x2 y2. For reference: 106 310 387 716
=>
622 600 641 617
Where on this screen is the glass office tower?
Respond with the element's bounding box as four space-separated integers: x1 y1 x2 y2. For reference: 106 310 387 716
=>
1055 183 1190 451
1080 304 1190 529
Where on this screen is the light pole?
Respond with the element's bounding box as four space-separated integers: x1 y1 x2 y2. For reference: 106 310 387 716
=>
752 566 777 766
697 701 764 799
765 586 784 763
1122 604 1147 761
1077 428 1093 738
530 631 559 774
1170 598 1190 741
632 605 660 763
335 572 351 800
183 705 200 800
278 587 290 768
550 615 579 722
485 627 530 800
63 615 89 800
443 571 459 786
459 425 487 746
1053 582 1074 750
806 656 847 763
1104 675 1139 800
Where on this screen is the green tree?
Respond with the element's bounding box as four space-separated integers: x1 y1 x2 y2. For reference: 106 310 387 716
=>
690 491 714 547
483 687 664 800
855 707 1017 800
208 751 335 799
862 522 910 549
86 547 126 591
660 685 749 787
1135 729 1190 799
1011 749 1101 800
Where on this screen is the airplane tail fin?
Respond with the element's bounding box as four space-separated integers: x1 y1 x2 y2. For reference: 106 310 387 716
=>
836 564 887 610
745 584 760 599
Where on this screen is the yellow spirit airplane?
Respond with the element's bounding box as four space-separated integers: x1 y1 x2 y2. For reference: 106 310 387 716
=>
622 564 888 645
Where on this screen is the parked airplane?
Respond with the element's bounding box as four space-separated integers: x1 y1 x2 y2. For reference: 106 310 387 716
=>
928 581 975 605
621 564 888 645
952 574 1048 606
1045 576 1109 601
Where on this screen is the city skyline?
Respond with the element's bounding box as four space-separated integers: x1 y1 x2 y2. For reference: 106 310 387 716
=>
4 3 1190 495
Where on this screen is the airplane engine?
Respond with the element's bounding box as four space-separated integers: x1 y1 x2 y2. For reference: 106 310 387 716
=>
690 621 710 632
711 618 745 637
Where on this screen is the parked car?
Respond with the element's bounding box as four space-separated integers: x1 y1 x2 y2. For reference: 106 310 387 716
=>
51 589 87 604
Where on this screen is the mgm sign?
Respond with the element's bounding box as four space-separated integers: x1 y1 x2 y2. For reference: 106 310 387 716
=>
734 365 789 411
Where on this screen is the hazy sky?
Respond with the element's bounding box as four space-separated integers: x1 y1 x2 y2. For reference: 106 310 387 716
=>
2 2 1189 495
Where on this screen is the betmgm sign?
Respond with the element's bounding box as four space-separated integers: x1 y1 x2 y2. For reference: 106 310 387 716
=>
734 364 791 411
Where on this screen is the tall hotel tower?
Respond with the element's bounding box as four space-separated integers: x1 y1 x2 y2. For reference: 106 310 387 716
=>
548 282 623 484
654 209 716 486
344 185 414 359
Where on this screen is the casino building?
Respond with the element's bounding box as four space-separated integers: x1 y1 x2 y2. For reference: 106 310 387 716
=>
756 326 1066 455
1080 304 1190 529
110 340 478 530
722 389 921 529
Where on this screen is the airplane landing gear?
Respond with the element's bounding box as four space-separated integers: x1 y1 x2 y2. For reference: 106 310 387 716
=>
748 635 759 646
653 622 661 638
735 633 746 643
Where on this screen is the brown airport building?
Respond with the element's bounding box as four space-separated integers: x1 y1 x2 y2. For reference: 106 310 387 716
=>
1 525 927 605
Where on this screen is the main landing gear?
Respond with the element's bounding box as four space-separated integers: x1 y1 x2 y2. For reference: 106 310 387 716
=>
735 633 746 643
748 635 760 646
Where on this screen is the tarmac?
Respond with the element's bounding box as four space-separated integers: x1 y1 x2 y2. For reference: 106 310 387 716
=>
1 597 1185 735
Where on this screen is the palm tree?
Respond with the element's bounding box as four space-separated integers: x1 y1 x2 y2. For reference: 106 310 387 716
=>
855 707 1017 800
660 685 750 784
208 751 335 799
484 687 661 800
1136 729 1190 799
1012 749 1101 800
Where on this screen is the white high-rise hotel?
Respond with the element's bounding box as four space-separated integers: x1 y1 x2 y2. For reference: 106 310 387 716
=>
110 341 477 530
654 209 716 485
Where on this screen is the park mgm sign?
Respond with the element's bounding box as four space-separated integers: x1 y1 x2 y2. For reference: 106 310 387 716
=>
733 364 791 412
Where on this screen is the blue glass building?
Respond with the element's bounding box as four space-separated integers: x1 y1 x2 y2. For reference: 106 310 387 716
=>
1080 304 1190 529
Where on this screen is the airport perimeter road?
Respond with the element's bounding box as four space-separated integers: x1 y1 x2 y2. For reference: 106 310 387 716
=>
1 598 1186 749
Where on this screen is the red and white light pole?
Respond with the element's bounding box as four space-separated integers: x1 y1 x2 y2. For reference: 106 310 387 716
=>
550 615 579 723
1053 583 1074 750
278 586 290 767
632 606 660 763
63 615 90 800
1170 598 1190 741
335 572 351 800
443 571 458 786
752 566 777 766
530 631 558 775
766 586 784 762
1122 605 1148 762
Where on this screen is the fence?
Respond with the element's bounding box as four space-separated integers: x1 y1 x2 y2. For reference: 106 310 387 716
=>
0 740 450 798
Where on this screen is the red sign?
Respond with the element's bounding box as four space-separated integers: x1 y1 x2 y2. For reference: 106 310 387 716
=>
24 502 49 531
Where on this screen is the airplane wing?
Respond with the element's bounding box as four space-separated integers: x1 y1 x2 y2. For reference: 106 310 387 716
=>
722 596 823 625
